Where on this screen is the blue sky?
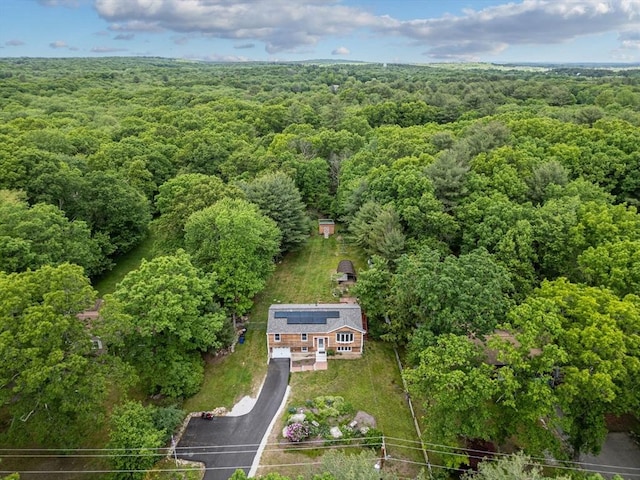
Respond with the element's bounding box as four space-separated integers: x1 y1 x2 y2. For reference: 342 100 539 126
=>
1 0 639 63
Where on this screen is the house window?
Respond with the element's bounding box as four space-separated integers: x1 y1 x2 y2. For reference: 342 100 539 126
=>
336 332 354 343
274 333 281 342
301 346 308 353
337 346 352 352
301 333 308 341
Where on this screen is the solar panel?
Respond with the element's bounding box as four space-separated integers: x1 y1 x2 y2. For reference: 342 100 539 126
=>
287 316 326 325
274 310 340 324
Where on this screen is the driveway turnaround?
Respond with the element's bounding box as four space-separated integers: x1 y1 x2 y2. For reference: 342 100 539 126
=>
177 358 290 480
580 432 640 479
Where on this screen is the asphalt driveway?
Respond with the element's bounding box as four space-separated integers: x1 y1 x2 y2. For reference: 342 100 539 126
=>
580 432 640 479
177 358 290 480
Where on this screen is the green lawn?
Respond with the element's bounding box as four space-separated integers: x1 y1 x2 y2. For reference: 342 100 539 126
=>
186 227 422 476
144 459 202 480
287 341 423 463
92 230 157 297
184 229 364 412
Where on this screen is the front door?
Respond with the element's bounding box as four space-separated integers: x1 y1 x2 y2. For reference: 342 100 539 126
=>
317 337 325 353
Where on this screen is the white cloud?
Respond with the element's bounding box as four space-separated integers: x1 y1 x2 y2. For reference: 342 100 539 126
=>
94 0 385 53
619 29 640 49
114 33 135 40
5 39 25 46
49 40 69 49
332 46 350 55
379 0 640 59
91 0 640 59
108 20 164 32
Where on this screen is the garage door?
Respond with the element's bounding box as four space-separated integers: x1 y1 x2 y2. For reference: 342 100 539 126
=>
271 347 291 359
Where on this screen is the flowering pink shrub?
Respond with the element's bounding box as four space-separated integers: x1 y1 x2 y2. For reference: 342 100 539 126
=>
285 422 309 442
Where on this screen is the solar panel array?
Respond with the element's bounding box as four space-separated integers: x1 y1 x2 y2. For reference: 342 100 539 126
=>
274 310 340 325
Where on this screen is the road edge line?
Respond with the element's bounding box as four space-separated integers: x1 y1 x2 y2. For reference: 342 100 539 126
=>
249 385 291 477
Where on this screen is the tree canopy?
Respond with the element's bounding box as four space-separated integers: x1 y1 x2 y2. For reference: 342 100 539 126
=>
100 251 229 397
0 264 106 446
0 191 102 275
153 172 242 253
241 171 309 252
184 197 281 316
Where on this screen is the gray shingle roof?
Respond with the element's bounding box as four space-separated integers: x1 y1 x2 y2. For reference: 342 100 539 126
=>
267 303 364 334
337 260 356 275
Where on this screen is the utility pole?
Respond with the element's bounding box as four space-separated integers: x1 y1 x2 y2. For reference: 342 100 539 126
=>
171 435 178 467
373 436 387 479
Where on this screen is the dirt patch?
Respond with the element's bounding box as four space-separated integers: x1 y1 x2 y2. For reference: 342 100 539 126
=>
203 349 231 365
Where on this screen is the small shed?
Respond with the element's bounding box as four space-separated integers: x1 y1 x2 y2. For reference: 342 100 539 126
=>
336 260 357 283
318 219 335 237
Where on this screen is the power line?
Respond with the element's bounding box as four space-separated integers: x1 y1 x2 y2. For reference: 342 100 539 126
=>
2 434 638 476
3 447 639 478
0 441 380 459
2 436 638 474
386 455 640 478
385 435 640 472
0 460 323 476
383 444 640 477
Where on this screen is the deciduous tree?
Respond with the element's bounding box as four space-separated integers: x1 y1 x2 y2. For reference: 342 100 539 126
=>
100 251 228 397
0 191 102 275
108 401 165 480
463 452 573 480
0 264 106 446
388 247 513 343
405 334 500 452
154 173 241 253
69 170 151 258
504 279 640 459
184 198 281 317
578 240 640 296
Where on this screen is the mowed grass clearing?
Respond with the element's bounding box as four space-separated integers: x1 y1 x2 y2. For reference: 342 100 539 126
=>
184 229 363 412
216 227 421 476
184 226 422 476
93 230 157 297
256 340 424 478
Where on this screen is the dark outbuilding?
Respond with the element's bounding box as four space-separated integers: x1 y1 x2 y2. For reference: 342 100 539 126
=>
337 259 357 282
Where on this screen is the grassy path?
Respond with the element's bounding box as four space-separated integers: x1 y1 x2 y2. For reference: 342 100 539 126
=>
92 231 157 296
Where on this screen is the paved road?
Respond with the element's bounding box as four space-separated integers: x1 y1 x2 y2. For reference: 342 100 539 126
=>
580 432 640 479
177 359 290 480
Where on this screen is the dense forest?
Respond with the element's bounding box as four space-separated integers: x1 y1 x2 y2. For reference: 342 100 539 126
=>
0 57 639 479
